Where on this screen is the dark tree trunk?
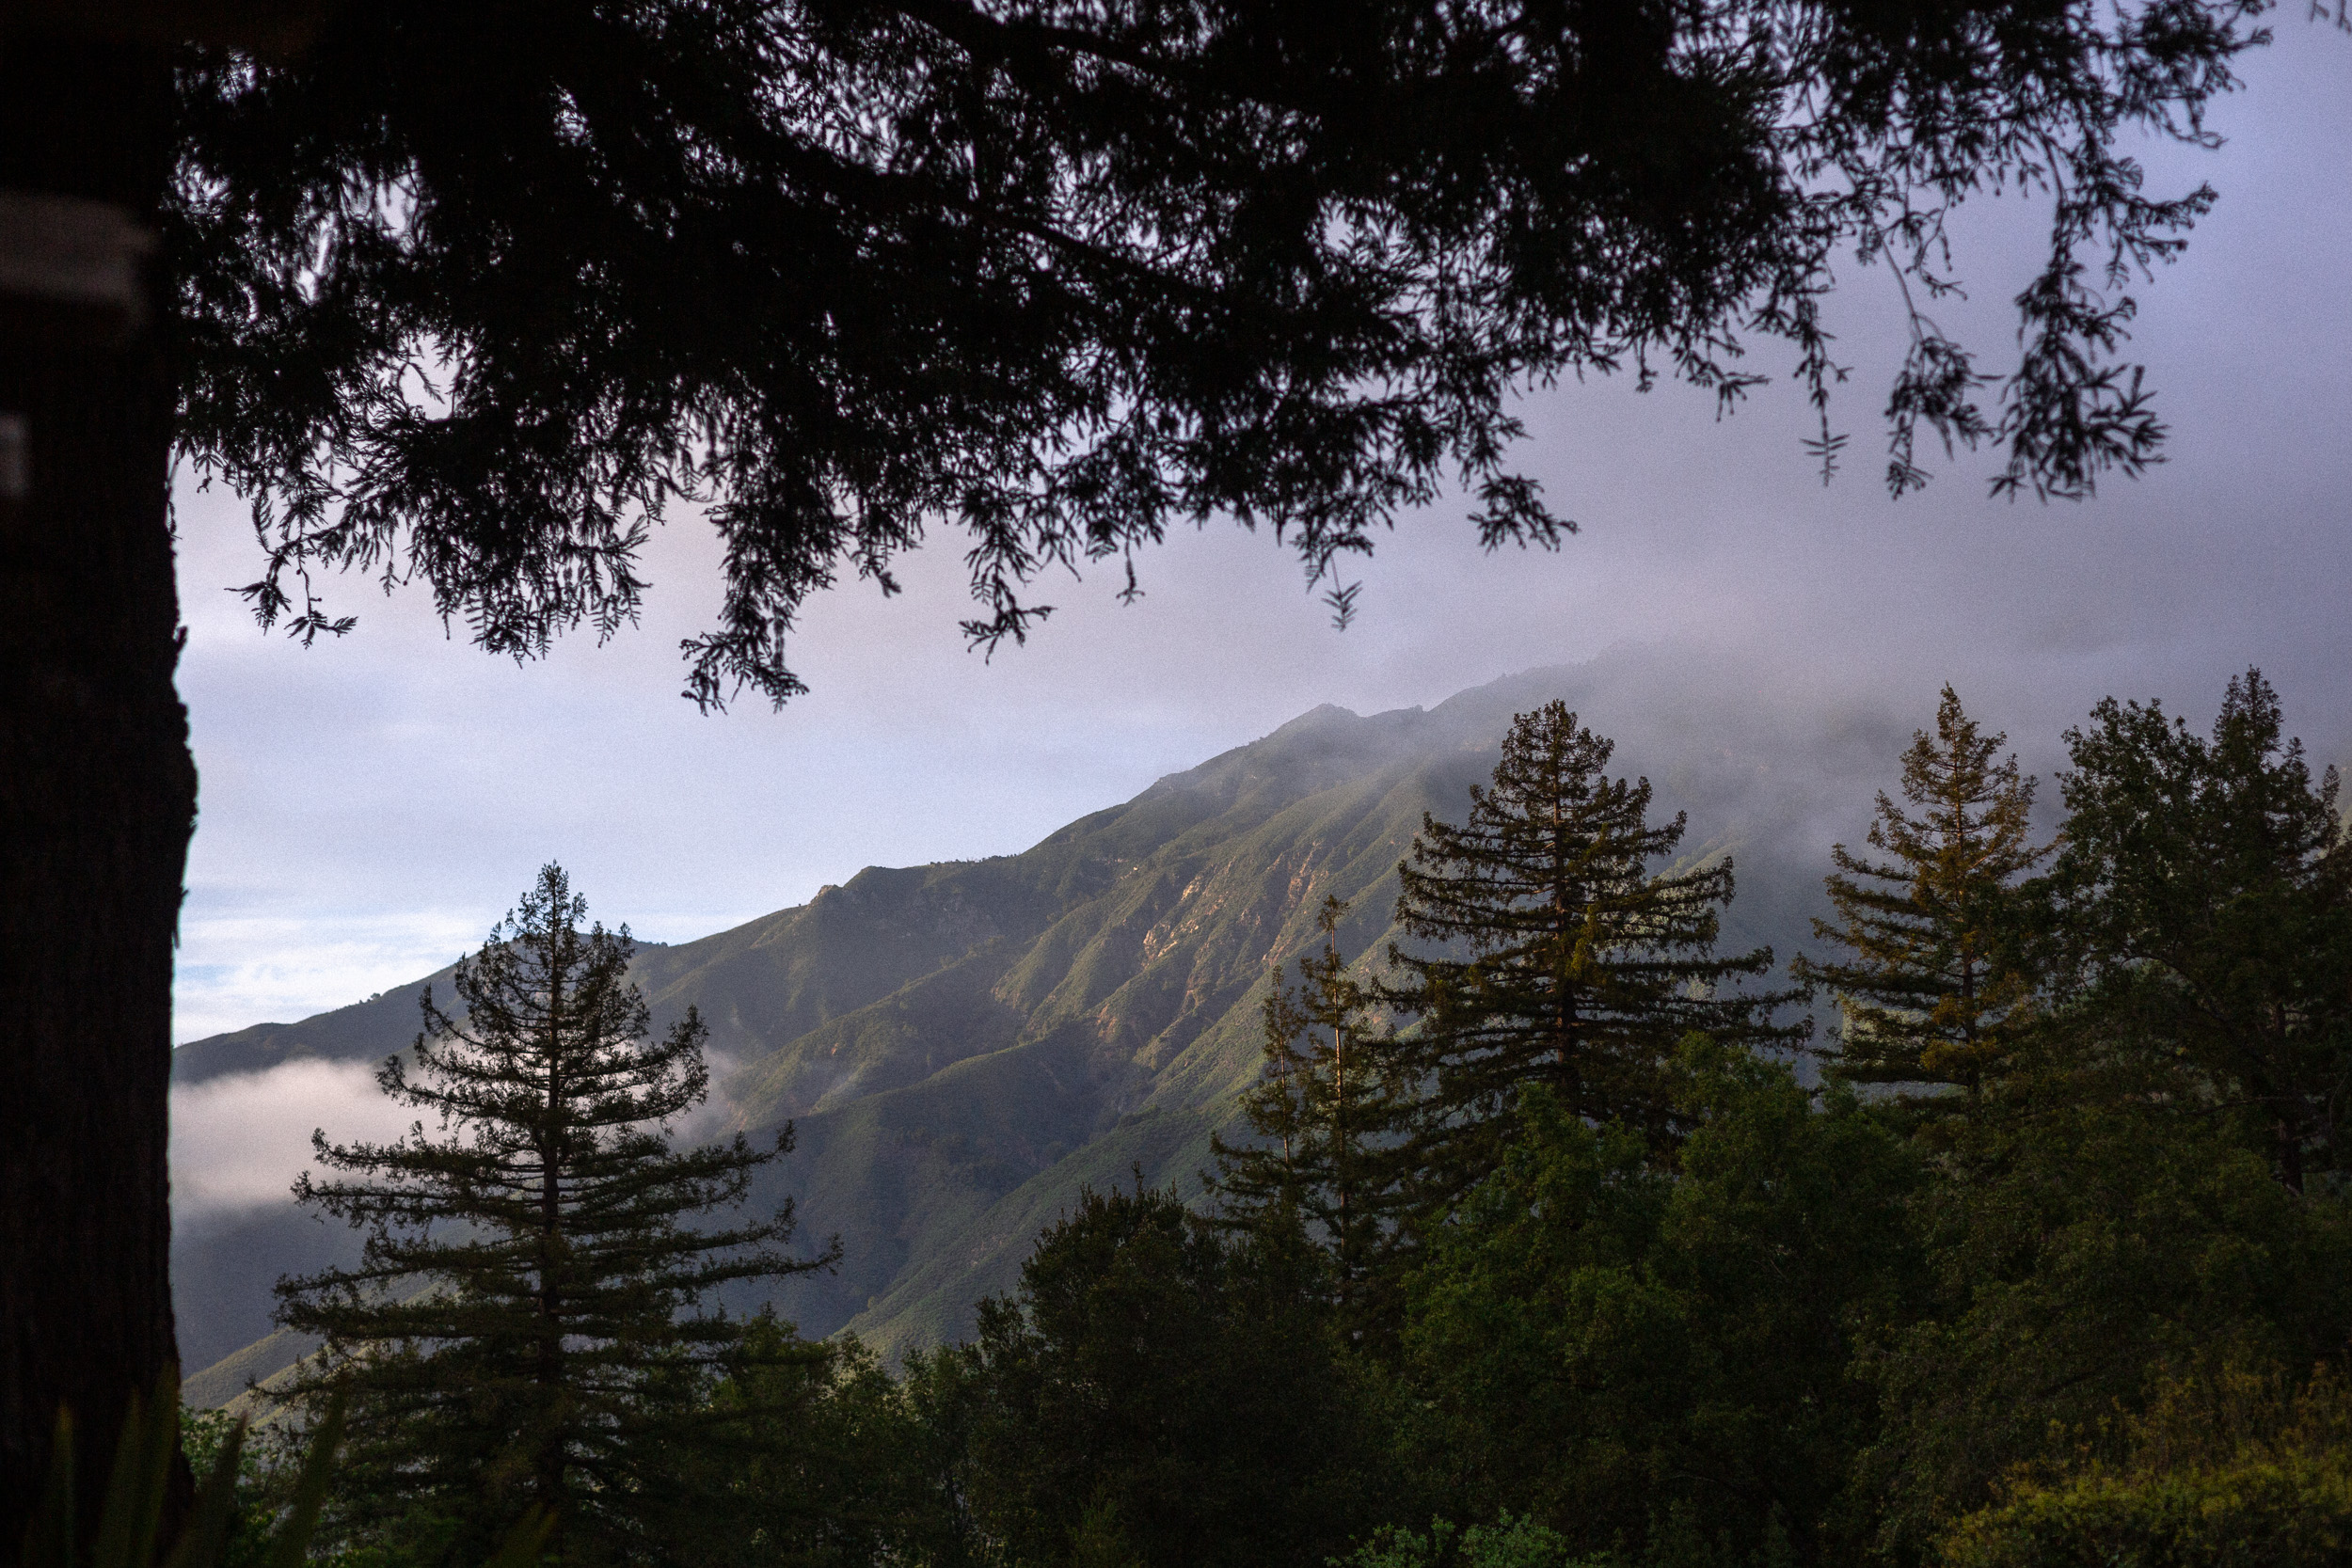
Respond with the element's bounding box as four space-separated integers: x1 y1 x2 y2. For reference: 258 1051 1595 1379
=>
0 29 194 1554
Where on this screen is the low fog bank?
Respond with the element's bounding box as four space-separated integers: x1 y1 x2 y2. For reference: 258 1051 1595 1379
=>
171 1058 419 1224
170 1042 755 1216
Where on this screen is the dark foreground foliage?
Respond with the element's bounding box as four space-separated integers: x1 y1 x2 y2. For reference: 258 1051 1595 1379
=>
909 1183 1390 1568
16 1382 544 1568
173 0 2279 705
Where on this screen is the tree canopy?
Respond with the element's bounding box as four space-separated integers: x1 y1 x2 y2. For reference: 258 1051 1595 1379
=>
170 0 2272 705
916 1181 1381 1568
1401 1042 1922 1566
2044 670 2352 1192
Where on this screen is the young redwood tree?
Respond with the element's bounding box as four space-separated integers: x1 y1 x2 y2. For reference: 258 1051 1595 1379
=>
1388 703 1804 1205
1210 896 1413 1338
0 0 2286 1534
273 864 834 1567
1792 687 2052 1100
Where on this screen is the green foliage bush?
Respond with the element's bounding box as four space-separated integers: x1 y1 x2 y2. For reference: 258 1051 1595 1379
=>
17 1377 545 1568
1941 1458 2352 1567
1340 1515 1613 1568
174 1410 275 1568
1937 1366 2352 1567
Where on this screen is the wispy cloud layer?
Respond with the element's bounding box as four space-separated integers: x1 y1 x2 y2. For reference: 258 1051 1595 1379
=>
169 1059 420 1220
174 911 484 1044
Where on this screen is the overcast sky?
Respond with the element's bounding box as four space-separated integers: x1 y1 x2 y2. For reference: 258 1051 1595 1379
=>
168 26 2352 1045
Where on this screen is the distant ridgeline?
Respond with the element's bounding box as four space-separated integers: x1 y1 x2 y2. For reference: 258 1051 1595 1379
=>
174 659 1853 1405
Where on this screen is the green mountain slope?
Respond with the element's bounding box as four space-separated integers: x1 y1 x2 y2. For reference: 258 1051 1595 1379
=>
174 658 1851 1395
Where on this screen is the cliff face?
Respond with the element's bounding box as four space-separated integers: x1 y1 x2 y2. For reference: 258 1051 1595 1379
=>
177 657 1861 1399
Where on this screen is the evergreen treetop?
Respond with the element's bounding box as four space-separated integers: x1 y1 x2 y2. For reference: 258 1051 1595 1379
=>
1793 685 2051 1099
1389 702 1803 1199
274 863 835 1567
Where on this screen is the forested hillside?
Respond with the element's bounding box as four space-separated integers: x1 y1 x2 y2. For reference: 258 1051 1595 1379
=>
175 657 1852 1399
160 661 2352 1568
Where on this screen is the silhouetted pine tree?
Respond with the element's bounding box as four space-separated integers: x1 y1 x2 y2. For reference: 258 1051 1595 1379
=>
1210 896 1411 1337
273 864 835 1568
1792 687 2051 1099
1389 703 1801 1203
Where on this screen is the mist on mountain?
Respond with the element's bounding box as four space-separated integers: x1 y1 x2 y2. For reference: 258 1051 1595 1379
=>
169 647 2079 1399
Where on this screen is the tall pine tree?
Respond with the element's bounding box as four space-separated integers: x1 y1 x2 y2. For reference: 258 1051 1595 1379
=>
274 864 834 1567
1210 896 1411 1337
1792 686 2050 1099
1389 703 1800 1202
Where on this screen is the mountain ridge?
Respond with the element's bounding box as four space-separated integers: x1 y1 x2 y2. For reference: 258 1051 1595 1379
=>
174 657 1849 1402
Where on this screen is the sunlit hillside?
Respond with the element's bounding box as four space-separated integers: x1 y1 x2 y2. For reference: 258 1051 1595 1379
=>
174 655 1878 1402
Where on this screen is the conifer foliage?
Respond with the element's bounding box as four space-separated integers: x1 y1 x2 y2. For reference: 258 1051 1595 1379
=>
1793 687 2050 1098
274 864 834 1567
2049 670 2352 1191
927 1182 1380 1568
1211 896 1411 1331
1390 703 1799 1195
167 0 2276 706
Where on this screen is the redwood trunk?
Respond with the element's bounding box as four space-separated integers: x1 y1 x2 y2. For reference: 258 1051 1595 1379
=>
0 32 193 1551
